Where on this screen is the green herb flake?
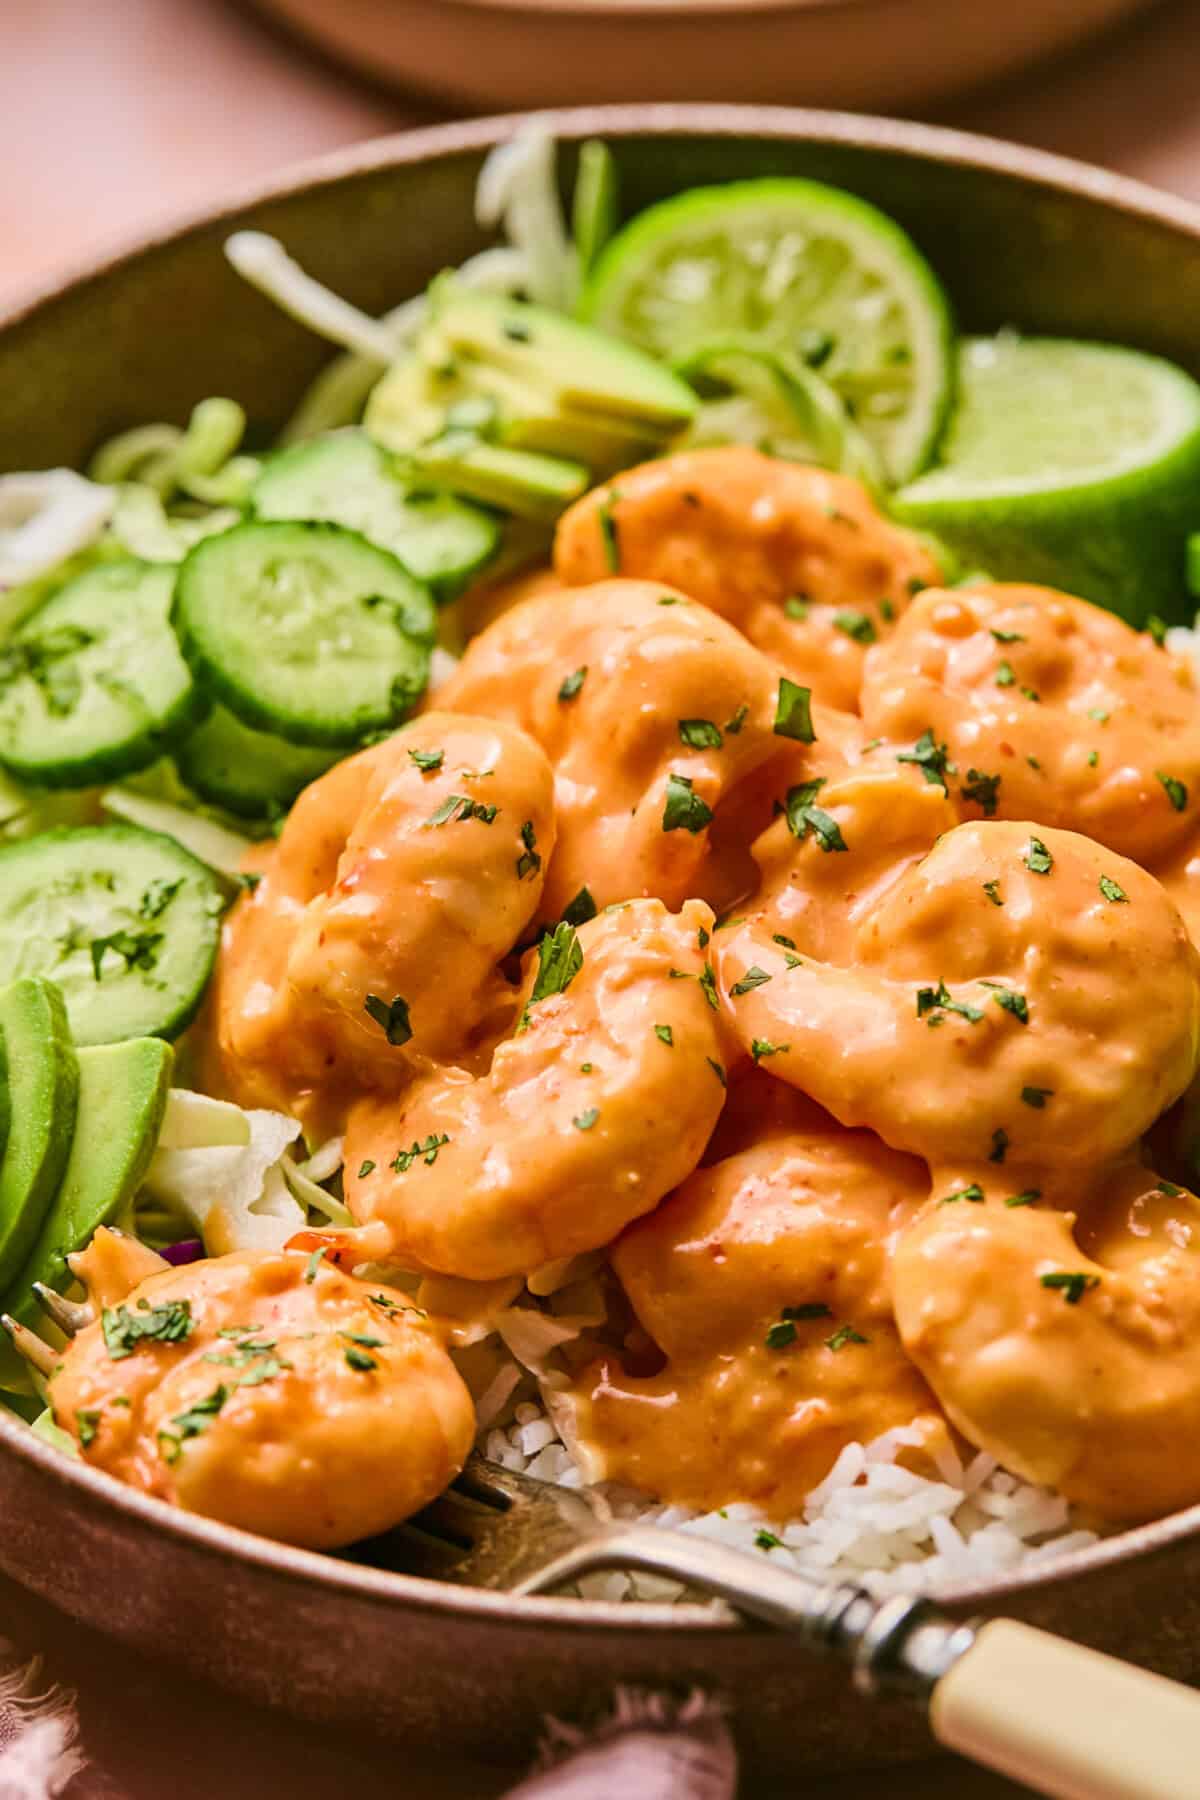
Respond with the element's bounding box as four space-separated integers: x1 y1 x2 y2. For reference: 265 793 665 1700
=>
304 1247 327 1284
983 880 1003 907
1158 772 1189 812
832 609 876 645
1006 1190 1041 1208
662 772 714 834
825 1324 870 1351
572 1106 600 1132
426 794 499 828
520 922 584 1028
1146 615 1168 646
961 769 1001 817
765 1319 797 1350
724 703 750 736
139 878 183 920
344 1346 378 1372
1087 751 1099 768
989 1128 1010 1164
357 1160 377 1181
990 628 1025 645
561 885 597 927
390 1132 450 1173
597 491 621 572
1024 837 1054 875
516 819 541 881
102 1298 193 1361
76 1408 102 1449
157 1384 228 1464
90 929 163 982
730 965 771 997
654 1024 674 1046
1022 687 1041 703
678 717 723 750
995 660 1016 688
1021 1086 1054 1109
1158 1179 1183 1197
916 981 983 1026
706 1057 727 1087
751 1037 789 1062
896 729 952 790
880 599 895 623
991 988 1029 1024
408 747 444 772
784 596 809 621
699 964 719 1011
1040 1271 1100 1305
697 924 710 950
773 678 816 744
940 1184 985 1206
1099 875 1128 903
783 779 848 853
755 1529 783 1551
558 666 587 703
364 992 413 1046
1088 707 1110 723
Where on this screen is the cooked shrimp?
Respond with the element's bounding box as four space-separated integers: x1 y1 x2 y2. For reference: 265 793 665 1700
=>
342 899 726 1280
572 1097 947 1514
553 447 941 711
893 1160 1200 1521
211 713 555 1127
48 1248 474 1549
859 582 1200 866
439 578 822 917
715 819 1200 1167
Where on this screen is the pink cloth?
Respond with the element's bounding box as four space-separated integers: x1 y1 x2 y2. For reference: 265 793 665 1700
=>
504 1692 737 1800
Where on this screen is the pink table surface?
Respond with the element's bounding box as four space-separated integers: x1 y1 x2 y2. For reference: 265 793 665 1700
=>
5 2 1200 1792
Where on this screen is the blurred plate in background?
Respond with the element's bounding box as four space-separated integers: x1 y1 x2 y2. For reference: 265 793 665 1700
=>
247 0 1157 111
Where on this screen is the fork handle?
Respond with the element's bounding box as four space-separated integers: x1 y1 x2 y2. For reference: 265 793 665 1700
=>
930 1618 1200 1800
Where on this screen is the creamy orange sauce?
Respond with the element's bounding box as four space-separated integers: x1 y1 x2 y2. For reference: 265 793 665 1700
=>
50 1249 474 1549
554 447 941 711
84 454 1200 1537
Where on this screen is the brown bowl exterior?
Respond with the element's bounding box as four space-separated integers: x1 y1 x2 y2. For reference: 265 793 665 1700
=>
246 0 1154 114
3 108 1200 1772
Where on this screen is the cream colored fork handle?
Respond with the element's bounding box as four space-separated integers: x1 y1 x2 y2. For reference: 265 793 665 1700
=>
932 1619 1200 1800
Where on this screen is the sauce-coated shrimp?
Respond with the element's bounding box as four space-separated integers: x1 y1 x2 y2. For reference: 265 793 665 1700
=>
859 582 1200 866
893 1161 1200 1521
716 818 1200 1167
212 713 555 1126
438 578 817 917
49 1249 474 1549
554 447 941 711
343 899 726 1280
573 1096 947 1513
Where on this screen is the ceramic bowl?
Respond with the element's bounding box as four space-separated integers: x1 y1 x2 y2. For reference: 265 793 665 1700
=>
3 107 1200 1778
247 0 1155 112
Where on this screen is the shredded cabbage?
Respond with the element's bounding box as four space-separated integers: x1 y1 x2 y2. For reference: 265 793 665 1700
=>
225 231 402 363
0 469 113 592
475 122 576 310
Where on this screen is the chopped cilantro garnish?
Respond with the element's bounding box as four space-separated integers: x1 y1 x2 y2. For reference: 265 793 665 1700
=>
1006 1190 1041 1208
139 877 183 920
572 1107 599 1132
706 1058 726 1087
561 886 597 927
1099 875 1128 903
989 1128 1010 1164
826 1324 869 1351
1024 837 1054 875
730 965 771 996
697 924 710 950
390 1133 450 1173
990 988 1029 1024
765 1320 796 1349
408 747 444 772
783 779 847 852
426 794 498 827
832 609 876 644
940 1184 985 1206
1040 1271 1099 1305
896 729 951 789
1022 687 1041 704
597 491 621 571
751 1037 788 1062
558 666 587 703
1158 772 1189 812
358 1160 376 1179
678 718 723 749
157 1385 228 1464
724 703 750 736
76 1409 101 1449
90 928 163 982
755 1529 783 1551
990 628 1025 644
344 1346 378 1372
773 933 797 949
784 596 809 620
1158 1179 1183 1197
654 1024 673 1046
961 769 1001 816
1087 751 1099 768
995 660 1016 688
662 773 714 834
516 819 541 881
304 1247 327 1284
699 964 719 1011
1021 1086 1053 1109
983 880 1003 907
880 598 895 623
525 922 584 1015
1088 707 1110 723
773 678 815 744
916 981 983 1026
1146 615 1168 646
364 992 413 1046
102 1298 193 1361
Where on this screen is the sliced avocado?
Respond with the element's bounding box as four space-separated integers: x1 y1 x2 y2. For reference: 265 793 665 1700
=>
411 434 588 523
0 978 79 1295
5 1037 173 1332
433 291 697 431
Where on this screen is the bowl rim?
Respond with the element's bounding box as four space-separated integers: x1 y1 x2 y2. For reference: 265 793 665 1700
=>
6 101 1200 1635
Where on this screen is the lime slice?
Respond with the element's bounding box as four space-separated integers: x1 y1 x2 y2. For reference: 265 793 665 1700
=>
581 177 954 485
893 336 1200 627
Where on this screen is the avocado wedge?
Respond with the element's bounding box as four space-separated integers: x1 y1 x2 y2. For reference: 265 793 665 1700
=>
0 978 79 1295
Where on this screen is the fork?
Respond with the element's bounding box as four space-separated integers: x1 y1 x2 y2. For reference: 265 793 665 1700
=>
398 1453 1200 1800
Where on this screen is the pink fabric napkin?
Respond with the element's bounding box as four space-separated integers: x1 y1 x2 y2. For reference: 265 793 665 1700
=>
0 1641 84 1800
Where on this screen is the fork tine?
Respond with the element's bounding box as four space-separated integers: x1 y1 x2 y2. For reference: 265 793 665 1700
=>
33 1285 93 1338
1 1315 59 1377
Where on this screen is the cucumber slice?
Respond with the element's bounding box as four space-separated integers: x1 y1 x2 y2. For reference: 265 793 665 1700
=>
0 978 79 1294
253 431 500 604
176 704 337 820
174 521 435 748
582 178 955 485
0 825 223 1044
0 559 202 789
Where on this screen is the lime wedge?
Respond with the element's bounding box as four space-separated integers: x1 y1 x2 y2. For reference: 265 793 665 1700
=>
581 178 954 485
893 336 1200 627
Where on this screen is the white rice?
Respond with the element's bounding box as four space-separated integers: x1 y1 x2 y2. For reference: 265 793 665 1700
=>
479 1392 1099 1604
